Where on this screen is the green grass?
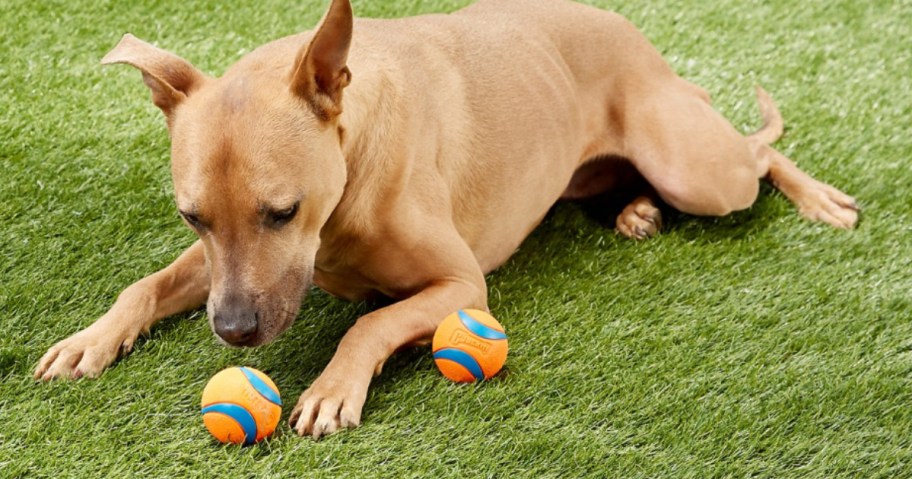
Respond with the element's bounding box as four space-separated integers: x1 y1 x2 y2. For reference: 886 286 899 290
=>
2 0 911 477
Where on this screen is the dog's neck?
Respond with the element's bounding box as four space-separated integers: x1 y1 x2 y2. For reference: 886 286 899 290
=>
338 64 395 156
320 63 406 238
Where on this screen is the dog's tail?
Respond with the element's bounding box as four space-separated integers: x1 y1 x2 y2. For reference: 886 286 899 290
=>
747 85 784 145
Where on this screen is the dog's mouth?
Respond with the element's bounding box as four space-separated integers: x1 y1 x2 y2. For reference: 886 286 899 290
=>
209 300 303 348
219 331 260 348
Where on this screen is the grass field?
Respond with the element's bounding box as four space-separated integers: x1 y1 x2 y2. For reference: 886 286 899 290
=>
2 0 911 477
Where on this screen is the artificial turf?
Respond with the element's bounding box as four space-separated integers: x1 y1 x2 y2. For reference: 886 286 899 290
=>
1 0 911 477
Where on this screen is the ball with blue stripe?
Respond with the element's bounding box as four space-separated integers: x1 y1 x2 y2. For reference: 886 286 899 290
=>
432 309 508 382
200 366 282 445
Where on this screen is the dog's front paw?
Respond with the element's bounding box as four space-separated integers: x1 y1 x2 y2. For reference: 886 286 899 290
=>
288 372 368 440
34 321 139 381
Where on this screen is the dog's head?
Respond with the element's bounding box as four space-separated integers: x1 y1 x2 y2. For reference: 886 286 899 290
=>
102 0 354 346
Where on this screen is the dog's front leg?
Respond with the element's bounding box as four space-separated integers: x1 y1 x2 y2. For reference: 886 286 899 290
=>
289 274 486 439
34 240 209 380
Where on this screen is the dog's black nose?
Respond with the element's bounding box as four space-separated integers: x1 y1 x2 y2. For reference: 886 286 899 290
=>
213 304 258 346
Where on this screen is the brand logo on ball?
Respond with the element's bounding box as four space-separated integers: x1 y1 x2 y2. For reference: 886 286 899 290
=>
432 310 508 383
450 329 491 352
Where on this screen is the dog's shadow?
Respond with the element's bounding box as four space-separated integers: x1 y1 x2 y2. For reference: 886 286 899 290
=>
574 181 783 242
240 180 783 429
258 292 372 390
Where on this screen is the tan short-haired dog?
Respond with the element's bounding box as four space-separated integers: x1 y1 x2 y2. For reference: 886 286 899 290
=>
35 0 857 438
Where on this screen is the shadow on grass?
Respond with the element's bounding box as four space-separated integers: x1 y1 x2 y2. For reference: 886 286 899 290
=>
575 181 783 244
77 178 794 444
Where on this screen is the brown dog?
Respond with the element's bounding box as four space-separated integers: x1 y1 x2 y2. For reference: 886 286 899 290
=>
34 0 858 438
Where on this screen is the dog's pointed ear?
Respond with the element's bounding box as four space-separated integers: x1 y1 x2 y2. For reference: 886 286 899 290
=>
290 0 353 121
101 34 208 119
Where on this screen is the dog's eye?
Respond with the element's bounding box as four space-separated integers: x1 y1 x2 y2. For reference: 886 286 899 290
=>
269 202 299 227
179 211 204 229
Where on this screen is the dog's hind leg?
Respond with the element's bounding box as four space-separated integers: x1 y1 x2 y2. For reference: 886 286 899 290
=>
758 145 859 228
748 87 859 229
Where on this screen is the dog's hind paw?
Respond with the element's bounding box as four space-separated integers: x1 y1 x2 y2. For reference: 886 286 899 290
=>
794 180 859 229
616 195 662 240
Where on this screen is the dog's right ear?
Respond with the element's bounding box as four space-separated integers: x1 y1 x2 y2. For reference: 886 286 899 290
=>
102 34 208 120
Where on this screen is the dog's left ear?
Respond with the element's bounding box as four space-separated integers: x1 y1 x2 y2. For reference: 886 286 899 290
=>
290 0 353 121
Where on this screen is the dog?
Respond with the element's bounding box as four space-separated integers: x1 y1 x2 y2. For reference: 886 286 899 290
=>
34 0 858 439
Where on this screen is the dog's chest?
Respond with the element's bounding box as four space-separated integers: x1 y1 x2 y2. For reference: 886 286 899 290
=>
312 266 379 302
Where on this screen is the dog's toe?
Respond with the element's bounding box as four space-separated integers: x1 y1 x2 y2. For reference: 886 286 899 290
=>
37 347 83 381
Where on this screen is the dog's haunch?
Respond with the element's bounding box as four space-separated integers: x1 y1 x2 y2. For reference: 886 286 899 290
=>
201 367 282 445
432 309 508 382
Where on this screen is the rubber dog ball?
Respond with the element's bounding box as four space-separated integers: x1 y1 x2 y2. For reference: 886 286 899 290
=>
200 366 282 445
432 309 508 382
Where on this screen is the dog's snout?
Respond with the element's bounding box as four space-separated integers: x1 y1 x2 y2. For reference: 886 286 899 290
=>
213 299 258 346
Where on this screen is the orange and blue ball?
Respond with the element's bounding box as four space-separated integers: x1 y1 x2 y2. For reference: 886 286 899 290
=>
200 366 282 445
432 309 508 382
